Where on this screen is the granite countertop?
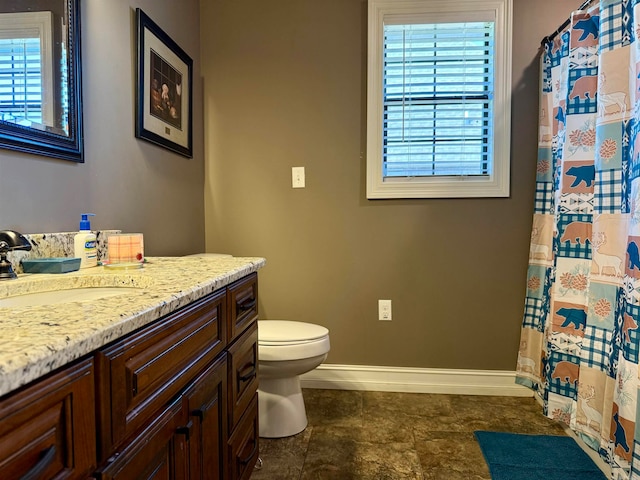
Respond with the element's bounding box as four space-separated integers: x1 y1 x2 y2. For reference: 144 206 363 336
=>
0 255 266 398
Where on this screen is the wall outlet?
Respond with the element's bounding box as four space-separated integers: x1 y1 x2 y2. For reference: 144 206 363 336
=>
378 299 392 321
292 166 305 188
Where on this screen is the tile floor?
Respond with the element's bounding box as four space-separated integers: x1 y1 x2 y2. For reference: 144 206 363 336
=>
251 388 568 480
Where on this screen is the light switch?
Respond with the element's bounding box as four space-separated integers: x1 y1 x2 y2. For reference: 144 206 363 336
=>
292 167 305 188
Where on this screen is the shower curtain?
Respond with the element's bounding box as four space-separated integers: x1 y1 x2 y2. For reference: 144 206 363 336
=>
517 1 640 479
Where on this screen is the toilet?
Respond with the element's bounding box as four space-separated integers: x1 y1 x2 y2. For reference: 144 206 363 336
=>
257 320 330 438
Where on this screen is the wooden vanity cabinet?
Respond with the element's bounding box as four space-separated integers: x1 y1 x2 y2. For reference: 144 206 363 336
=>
0 358 96 480
96 272 259 480
0 271 259 480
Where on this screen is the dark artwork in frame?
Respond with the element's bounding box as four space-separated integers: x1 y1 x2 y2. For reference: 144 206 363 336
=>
149 50 183 130
135 8 192 158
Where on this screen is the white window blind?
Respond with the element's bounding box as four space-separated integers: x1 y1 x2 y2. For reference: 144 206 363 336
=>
0 37 43 126
383 22 494 178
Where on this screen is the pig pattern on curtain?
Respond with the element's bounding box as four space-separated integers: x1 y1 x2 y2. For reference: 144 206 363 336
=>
517 1 640 478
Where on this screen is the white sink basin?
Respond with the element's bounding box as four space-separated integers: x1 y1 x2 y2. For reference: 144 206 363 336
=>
0 287 140 308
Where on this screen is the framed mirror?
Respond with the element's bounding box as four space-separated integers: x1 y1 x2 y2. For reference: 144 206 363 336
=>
0 0 83 162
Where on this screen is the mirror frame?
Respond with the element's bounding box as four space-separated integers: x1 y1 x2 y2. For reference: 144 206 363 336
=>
0 0 83 162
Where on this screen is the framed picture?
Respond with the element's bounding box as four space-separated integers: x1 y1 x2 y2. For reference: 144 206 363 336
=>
135 9 192 157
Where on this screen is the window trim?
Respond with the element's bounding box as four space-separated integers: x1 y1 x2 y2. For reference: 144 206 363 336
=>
366 0 512 199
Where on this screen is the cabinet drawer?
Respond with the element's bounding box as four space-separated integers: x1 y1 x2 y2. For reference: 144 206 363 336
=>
227 273 258 343
0 358 96 480
227 323 258 431
227 394 259 480
96 289 226 458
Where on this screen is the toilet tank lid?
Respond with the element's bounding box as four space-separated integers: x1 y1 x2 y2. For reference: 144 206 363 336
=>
258 320 329 342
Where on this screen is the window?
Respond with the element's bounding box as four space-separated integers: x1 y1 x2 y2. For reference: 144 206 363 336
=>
0 12 54 129
367 0 512 199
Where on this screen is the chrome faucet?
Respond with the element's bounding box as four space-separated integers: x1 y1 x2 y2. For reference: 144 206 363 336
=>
0 230 32 280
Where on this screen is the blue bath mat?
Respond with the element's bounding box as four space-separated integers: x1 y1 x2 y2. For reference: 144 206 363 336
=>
474 431 607 480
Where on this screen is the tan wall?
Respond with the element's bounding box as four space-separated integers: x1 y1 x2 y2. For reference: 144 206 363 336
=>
202 0 575 370
0 0 205 256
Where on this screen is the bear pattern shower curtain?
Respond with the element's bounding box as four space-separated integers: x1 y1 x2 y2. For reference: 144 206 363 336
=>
517 1 640 478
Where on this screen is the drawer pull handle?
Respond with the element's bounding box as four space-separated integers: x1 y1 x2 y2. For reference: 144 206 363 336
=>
238 363 256 383
21 445 56 480
237 298 256 312
239 440 258 465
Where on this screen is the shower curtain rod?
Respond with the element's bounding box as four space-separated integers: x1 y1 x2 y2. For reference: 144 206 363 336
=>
540 0 596 45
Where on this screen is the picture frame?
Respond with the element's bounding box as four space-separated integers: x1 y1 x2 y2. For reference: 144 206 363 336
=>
135 8 192 158
0 0 84 162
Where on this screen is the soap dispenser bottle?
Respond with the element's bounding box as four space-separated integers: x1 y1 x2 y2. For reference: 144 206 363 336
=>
74 213 97 268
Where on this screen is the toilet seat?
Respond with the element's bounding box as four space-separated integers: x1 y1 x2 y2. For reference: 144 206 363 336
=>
259 320 328 344
258 321 330 361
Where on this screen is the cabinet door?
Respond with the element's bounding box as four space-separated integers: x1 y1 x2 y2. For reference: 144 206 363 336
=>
227 394 259 480
94 400 187 480
0 358 95 480
184 354 227 480
227 323 258 431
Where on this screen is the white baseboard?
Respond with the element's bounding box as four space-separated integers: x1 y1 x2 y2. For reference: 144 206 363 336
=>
300 364 533 397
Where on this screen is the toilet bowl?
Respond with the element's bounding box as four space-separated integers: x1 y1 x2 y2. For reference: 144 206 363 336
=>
258 320 330 438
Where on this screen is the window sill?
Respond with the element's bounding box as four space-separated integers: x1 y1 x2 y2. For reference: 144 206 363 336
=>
366 175 510 199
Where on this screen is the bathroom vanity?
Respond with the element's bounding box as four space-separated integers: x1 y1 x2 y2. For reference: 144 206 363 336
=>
0 256 265 480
